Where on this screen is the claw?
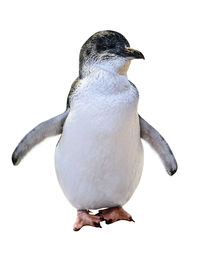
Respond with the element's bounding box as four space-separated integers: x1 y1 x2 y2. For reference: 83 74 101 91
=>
93 222 102 228
105 219 113 224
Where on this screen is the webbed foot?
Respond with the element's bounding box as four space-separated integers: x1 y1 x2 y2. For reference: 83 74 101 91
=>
96 207 134 224
73 210 102 231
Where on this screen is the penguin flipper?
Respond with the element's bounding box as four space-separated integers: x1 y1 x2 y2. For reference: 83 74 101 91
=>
139 115 178 176
12 109 70 166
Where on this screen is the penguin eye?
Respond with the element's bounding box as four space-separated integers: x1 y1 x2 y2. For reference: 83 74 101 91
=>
109 43 116 49
96 43 116 52
101 46 108 51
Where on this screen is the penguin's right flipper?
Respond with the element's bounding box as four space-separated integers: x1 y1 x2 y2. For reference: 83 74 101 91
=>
139 115 178 176
12 109 70 165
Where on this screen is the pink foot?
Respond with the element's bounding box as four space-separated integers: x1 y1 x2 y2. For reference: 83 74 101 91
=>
96 207 134 224
73 210 102 231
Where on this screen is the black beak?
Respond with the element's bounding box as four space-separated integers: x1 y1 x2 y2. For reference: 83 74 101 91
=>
123 47 145 59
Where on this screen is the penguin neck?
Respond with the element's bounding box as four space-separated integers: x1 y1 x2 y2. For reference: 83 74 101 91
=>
79 65 130 95
80 63 117 78
79 59 131 78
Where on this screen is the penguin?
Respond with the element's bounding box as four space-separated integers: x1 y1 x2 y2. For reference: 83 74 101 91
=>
12 30 177 231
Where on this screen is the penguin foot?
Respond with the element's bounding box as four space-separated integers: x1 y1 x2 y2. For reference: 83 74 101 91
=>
96 207 135 224
73 210 102 231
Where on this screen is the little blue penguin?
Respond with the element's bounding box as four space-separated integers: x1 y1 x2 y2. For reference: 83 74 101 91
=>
12 30 178 231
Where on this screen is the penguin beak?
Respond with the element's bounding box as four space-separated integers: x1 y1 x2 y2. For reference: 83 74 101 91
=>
123 47 145 60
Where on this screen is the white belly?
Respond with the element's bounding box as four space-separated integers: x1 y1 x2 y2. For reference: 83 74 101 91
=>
55 97 143 210
55 72 144 210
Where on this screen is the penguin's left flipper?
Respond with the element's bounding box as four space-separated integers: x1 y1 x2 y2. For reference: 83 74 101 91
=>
12 109 70 166
139 115 178 176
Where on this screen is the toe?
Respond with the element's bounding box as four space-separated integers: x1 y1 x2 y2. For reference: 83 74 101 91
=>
73 224 82 231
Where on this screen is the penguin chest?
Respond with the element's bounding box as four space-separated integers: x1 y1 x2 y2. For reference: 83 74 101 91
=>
55 85 143 210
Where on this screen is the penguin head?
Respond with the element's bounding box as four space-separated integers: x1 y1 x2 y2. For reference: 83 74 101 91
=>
79 30 144 77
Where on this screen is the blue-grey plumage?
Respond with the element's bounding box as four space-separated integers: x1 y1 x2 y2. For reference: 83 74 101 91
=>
12 110 70 165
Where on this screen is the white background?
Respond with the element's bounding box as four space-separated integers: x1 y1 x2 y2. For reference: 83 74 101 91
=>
1 0 200 257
